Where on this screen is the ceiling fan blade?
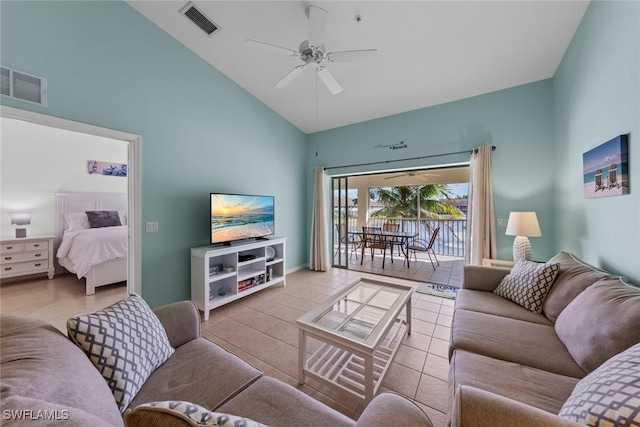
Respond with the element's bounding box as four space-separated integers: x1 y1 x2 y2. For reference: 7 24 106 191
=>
246 39 299 57
275 65 306 89
327 49 378 63
317 66 343 95
385 174 405 180
308 5 328 49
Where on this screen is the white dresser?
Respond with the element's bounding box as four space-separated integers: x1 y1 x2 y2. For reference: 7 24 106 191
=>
0 235 56 280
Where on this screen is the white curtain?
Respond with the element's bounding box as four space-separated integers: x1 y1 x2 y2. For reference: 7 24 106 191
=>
465 145 497 265
309 167 329 271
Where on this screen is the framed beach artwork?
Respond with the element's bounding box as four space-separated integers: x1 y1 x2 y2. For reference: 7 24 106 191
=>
583 134 629 199
88 160 127 177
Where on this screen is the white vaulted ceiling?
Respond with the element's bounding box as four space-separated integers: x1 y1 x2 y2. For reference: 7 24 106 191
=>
127 1 589 134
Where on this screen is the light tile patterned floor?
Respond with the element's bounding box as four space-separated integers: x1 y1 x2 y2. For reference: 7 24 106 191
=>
1 268 451 427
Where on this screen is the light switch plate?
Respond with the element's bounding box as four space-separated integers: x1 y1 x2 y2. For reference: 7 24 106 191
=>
145 222 159 233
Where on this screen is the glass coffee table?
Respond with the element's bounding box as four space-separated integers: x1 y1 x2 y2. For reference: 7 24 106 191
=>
296 278 415 404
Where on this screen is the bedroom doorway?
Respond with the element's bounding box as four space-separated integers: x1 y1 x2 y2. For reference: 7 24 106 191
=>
0 106 141 296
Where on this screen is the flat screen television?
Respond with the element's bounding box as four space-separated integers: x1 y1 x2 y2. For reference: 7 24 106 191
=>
210 193 275 244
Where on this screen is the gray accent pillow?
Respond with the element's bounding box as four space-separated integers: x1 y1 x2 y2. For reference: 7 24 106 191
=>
493 260 560 313
85 210 122 228
67 294 175 413
555 277 640 373
125 401 269 426
542 252 613 323
559 342 640 425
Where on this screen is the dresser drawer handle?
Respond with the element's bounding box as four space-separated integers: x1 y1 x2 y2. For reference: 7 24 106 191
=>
33 244 40 247
4 267 11 271
4 257 11 261
35 263 42 267
6 246 13 250
35 254 42 257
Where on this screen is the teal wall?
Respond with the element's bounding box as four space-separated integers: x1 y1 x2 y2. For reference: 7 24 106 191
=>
0 1 307 307
308 80 557 262
552 1 639 283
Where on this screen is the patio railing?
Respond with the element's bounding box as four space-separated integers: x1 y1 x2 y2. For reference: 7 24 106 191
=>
336 217 466 258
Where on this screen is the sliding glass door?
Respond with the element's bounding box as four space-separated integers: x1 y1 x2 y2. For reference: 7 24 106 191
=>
332 176 354 268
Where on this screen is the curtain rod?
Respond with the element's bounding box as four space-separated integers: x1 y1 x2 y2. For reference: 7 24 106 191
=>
323 145 495 171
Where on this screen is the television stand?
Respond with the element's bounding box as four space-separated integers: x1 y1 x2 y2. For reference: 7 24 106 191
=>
191 236 286 320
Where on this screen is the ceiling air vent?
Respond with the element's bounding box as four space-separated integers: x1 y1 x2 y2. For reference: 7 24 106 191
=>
180 2 220 37
0 66 47 107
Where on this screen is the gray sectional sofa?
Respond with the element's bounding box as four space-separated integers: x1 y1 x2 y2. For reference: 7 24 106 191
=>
1 300 432 426
448 252 640 426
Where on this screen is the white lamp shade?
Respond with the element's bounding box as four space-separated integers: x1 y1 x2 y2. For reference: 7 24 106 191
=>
10 212 31 226
505 212 541 237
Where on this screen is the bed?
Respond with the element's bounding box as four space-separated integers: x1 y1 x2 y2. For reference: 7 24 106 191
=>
55 192 128 295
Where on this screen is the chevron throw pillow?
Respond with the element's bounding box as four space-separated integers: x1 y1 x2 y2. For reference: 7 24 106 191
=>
125 401 269 427
559 343 640 425
493 260 560 313
67 294 174 413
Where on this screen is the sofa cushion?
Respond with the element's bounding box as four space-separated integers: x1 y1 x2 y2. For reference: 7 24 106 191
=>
493 261 559 313
217 377 354 427
450 310 586 378
125 401 268 427
449 350 579 415
555 277 640 373
558 343 640 425
67 294 175 413
542 252 612 323
0 315 124 427
128 338 262 411
455 289 552 325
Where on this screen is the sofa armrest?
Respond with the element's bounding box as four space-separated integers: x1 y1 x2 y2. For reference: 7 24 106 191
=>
356 393 433 427
451 385 582 427
153 301 200 348
462 265 511 291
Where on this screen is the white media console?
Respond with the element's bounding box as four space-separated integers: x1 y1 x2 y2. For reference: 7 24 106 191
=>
191 236 286 320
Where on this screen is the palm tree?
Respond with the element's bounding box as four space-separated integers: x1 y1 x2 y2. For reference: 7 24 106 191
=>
372 184 462 218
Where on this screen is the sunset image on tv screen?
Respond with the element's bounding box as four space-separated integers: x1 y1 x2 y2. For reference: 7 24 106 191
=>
211 194 274 243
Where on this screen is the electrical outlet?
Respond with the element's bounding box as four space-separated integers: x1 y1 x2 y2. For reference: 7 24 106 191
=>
497 218 508 227
145 222 159 233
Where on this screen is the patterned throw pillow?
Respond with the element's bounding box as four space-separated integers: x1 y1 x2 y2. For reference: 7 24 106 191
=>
124 401 269 427
67 294 175 413
559 343 640 425
493 261 560 313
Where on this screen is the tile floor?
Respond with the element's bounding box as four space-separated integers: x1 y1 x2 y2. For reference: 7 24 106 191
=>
1 268 452 427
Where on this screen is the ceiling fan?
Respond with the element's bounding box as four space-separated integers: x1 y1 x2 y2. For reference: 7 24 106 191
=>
246 5 377 95
384 171 440 180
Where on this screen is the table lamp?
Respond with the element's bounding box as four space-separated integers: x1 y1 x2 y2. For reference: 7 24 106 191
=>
11 212 31 238
505 212 541 262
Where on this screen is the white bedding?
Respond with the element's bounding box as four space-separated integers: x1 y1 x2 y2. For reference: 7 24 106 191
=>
57 226 127 278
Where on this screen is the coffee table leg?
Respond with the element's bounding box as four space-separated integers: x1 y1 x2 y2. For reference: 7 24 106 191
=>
298 329 306 385
406 295 412 335
365 354 374 404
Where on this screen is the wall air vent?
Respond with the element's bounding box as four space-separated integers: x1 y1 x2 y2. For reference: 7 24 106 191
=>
0 66 47 107
180 2 220 37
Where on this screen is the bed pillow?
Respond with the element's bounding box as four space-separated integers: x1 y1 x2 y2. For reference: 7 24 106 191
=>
493 260 560 313
558 342 640 425
119 211 127 226
67 294 174 413
86 210 121 228
124 401 268 427
64 212 90 232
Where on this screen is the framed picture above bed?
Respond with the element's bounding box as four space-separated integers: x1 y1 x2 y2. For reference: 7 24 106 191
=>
88 160 127 177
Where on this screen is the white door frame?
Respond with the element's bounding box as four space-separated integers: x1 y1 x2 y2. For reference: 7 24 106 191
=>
0 106 142 295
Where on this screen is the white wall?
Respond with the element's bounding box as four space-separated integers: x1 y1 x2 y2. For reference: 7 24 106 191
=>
0 117 127 238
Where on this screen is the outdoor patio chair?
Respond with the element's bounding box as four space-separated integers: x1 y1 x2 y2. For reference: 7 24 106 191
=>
406 227 440 270
335 223 362 260
361 226 393 268
383 222 401 256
